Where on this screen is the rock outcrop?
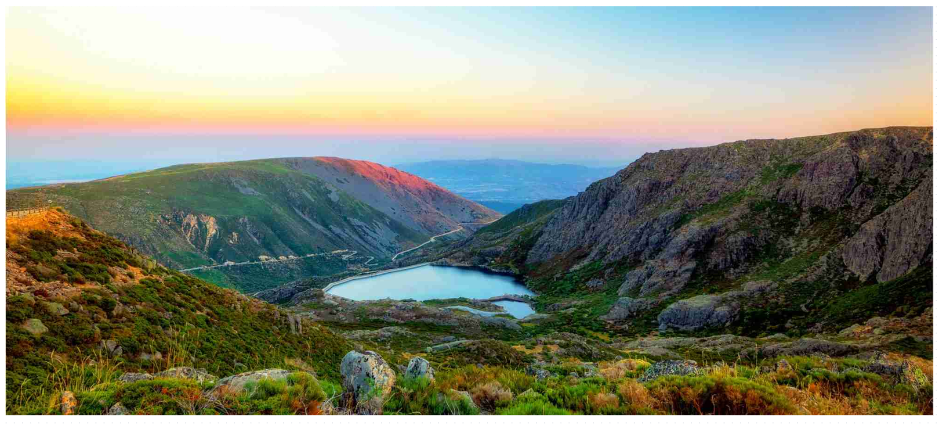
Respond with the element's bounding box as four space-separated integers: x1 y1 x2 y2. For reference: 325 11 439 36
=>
842 176 932 283
657 294 739 332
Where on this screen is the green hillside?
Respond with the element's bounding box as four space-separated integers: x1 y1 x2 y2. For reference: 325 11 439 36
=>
8 160 427 290
5 209 352 414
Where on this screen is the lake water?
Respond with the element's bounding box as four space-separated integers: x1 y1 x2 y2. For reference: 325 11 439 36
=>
326 265 535 318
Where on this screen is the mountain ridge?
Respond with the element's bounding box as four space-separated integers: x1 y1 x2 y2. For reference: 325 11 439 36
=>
7 157 497 292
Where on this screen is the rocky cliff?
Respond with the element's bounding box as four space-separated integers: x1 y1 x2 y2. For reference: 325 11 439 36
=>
450 127 933 335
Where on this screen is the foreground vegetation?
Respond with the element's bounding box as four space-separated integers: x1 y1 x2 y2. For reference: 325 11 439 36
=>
13 351 933 415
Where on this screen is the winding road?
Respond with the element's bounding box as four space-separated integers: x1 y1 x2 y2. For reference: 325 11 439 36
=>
391 218 501 261
181 218 500 271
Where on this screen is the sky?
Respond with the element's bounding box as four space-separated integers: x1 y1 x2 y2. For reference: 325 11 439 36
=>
5 7 934 167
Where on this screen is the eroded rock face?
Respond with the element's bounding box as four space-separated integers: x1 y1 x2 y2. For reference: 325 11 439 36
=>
212 369 293 394
404 357 434 381
657 294 739 332
340 350 396 415
843 175 932 283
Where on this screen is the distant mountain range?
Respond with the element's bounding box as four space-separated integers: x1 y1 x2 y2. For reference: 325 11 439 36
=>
8 157 498 292
395 159 622 213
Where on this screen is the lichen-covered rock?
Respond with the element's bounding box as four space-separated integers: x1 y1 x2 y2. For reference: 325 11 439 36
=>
842 175 932 283
118 372 154 383
44 302 69 316
22 318 48 335
212 369 293 394
404 357 434 381
638 360 702 382
657 294 739 331
340 350 395 414
59 391 77 415
155 367 217 383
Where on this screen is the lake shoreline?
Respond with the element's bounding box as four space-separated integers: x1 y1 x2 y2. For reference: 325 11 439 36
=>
324 264 537 318
322 262 432 292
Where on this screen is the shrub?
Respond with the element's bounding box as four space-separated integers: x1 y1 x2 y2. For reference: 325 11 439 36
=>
647 374 795 415
471 381 514 412
498 400 572 415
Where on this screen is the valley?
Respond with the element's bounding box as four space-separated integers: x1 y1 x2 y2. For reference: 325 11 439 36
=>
5 127 934 415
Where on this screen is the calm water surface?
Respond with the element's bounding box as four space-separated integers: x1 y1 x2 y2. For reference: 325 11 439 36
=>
327 265 535 318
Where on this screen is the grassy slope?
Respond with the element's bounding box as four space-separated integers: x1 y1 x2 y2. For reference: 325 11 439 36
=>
8 160 426 289
6 209 351 414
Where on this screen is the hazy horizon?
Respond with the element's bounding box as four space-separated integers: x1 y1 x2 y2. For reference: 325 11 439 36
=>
6 6 932 172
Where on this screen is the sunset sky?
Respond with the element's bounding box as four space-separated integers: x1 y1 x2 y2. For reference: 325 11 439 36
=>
6 7 933 166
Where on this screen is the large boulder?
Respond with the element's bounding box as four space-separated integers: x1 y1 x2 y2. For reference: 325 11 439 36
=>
404 357 434 381
340 350 395 414
212 369 293 394
657 294 738 332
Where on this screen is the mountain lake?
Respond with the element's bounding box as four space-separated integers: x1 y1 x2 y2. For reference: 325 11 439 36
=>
325 265 535 318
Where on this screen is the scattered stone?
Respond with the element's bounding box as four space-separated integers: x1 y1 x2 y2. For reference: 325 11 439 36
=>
405 357 434 381
340 350 395 415
22 318 49 335
212 369 293 394
638 360 702 382
525 364 552 381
